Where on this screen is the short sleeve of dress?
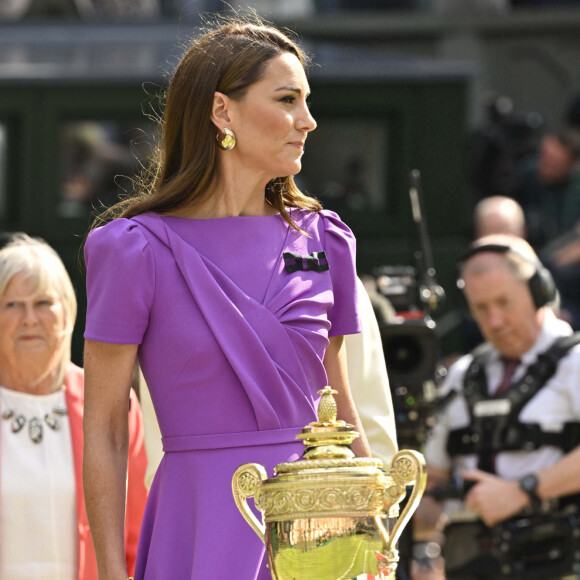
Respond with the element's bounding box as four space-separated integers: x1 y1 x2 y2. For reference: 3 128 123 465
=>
84 218 155 344
320 209 361 337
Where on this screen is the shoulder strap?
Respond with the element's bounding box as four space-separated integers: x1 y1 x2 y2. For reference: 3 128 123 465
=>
448 333 580 459
507 333 580 420
461 342 495 421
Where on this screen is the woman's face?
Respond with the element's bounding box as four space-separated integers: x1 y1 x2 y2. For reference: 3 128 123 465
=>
0 272 66 372
538 135 573 184
227 52 317 181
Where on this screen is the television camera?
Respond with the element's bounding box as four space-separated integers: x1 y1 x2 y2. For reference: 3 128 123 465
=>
371 170 449 451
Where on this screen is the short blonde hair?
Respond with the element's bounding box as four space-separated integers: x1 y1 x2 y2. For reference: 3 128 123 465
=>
460 234 539 282
0 233 77 384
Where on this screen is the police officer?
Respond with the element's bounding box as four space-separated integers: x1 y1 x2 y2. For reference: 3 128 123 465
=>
416 233 580 580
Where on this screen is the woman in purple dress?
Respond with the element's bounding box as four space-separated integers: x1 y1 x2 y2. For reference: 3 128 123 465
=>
82 16 371 580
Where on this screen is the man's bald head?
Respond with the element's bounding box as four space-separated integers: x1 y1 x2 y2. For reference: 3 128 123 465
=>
474 196 526 239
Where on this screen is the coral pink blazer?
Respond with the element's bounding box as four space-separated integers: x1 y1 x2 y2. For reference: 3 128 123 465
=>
0 363 148 579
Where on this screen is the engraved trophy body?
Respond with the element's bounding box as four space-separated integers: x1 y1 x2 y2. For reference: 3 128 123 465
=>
232 386 426 580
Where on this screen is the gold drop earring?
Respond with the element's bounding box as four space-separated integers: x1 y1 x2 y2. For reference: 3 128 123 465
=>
216 128 236 151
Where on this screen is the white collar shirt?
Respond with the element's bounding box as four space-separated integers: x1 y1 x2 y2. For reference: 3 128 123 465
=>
425 309 580 481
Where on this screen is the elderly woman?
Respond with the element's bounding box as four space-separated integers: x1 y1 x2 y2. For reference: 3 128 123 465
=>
0 233 147 580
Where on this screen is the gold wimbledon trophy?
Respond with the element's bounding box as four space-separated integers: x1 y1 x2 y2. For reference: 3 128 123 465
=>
232 386 427 580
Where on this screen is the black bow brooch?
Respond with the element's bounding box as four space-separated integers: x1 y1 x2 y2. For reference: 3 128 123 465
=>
283 251 329 273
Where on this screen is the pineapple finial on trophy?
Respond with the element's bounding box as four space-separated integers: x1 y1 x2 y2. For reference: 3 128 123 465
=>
296 385 359 460
316 386 339 424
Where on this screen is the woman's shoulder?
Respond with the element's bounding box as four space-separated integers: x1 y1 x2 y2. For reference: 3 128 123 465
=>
319 209 356 246
289 208 353 237
89 213 161 237
88 216 135 240
319 208 353 229
84 215 159 266
86 214 161 249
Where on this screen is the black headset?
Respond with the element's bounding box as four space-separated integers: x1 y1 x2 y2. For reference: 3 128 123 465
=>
456 242 558 312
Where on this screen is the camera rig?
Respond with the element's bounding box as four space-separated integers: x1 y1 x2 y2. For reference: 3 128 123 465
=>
372 170 448 451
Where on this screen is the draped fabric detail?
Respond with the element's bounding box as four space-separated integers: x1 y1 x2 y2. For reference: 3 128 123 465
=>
133 215 319 431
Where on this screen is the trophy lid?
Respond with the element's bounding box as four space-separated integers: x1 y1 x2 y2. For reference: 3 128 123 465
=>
275 386 383 473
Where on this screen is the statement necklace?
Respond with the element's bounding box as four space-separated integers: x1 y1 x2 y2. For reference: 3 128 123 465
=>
1 405 68 444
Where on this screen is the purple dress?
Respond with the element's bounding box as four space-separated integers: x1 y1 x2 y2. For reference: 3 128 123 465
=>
84 208 360 579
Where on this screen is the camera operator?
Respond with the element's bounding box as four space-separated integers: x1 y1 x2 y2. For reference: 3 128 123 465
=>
415 233 580 580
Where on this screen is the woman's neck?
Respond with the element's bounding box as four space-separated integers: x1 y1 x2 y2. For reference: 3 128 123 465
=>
167 194 278 219
170 167 280 219
0 363 61 395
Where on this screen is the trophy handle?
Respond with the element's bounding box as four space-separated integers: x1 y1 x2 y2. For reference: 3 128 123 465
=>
380 449 427 551
232 463 268 545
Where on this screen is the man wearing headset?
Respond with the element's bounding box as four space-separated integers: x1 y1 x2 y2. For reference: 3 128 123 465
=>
416 233 580 580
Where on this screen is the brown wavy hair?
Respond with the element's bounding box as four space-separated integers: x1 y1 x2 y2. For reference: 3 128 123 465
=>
93 15 321 230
